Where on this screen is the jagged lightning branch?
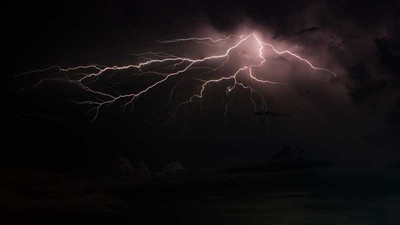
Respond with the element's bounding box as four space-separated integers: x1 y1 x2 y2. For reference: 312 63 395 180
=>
19 33 336 123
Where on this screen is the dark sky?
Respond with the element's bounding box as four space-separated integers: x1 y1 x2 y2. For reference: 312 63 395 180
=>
2 0 400 172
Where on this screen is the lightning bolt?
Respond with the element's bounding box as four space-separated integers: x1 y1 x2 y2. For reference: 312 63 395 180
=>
18 33 336 123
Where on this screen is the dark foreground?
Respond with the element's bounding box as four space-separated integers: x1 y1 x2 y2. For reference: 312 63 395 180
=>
1 162 400 225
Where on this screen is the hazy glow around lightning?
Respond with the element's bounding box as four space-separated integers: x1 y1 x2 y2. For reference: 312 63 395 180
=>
20 31 337 123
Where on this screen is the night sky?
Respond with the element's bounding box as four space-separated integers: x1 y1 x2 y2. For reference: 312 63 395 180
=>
2 1 400 224
3 0 400 170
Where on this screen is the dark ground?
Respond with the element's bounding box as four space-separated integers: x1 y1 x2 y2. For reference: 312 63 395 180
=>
2 160 400 225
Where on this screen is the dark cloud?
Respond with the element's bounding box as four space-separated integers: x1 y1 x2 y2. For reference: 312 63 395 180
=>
294 27 321 36
386 97 400 137
375 37 400 76
346 63 388 106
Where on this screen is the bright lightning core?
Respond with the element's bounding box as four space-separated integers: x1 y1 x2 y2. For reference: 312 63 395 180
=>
20 32 337 123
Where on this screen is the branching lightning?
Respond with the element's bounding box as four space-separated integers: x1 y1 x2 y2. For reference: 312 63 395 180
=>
19 33 336 123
